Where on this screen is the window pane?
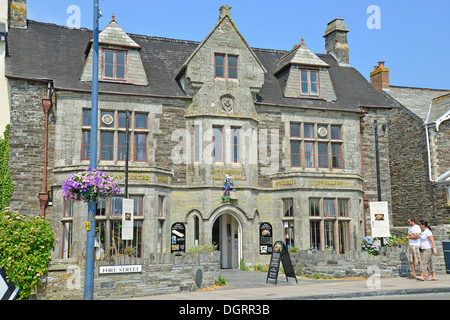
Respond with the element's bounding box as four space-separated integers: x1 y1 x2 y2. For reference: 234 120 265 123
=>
135 133 147 161
112 196 123 216
304 142 314 167
310 71 318 83
104 63 114 78
283 199 293 217
116 52 125 66
290 123 300 137
228 67 237 79
232 127 240 163
83 109 91 126
215 54 224 77
194 125 200 162
228 56 237 68
310 83 318 95
118 112 127 128
284 221 294 249
309 198 320 216
301 70 308 82
82 131 90 160
304 124 314 138
338 221 349 254
135 113 147 129
318 142 328 168
324 221 334 250
96 198 106 216
324 199 336 216
338 199 348 217
310 221 321 250
301 82 309 95
332 143 341 168
116 65 125 79
101 132 114 160
213 127 222 161
130 196 143 216
62 222 73 259
105 50 114 64
118 132 130 161
290 141 300 167
331 126 340 140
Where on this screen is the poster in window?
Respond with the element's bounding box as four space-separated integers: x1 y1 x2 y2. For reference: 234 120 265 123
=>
369 201 391 237
259 222 273 255
171 222 186 254
122 198 134 240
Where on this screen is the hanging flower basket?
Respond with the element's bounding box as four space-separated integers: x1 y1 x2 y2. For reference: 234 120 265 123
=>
62 167 121 202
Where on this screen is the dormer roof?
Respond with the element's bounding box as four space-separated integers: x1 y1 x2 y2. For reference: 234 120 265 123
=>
275 39 329 74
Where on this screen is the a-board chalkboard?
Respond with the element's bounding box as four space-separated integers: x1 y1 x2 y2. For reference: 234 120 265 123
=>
266 241 298 284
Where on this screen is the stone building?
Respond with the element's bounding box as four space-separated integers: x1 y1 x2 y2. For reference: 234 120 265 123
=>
5 2 392 268
370 62 450 227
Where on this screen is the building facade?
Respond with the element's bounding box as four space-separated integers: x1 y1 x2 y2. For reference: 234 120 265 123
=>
5 3 392 267
370 62 450 227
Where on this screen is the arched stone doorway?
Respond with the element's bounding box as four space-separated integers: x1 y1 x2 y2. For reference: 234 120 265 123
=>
211 211 243 269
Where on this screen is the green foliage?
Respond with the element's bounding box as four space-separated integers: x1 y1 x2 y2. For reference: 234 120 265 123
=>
289 246 299 253
215 275 227 286
186 244 218 254
239 258 249 271
0 125 14 211
253 264 268 272
0 210 56 299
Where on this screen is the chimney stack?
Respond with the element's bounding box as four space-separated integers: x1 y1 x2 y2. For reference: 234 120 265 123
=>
8 0 27 29
370 61 390 93
323 18 349 65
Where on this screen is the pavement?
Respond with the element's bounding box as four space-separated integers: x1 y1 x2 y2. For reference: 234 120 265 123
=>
127 269 450 300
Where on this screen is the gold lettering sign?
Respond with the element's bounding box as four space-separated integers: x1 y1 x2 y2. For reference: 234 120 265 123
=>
110 173 150 181
315 180 344 186
157 176 169 183
274 179 296 187
209 169 247 181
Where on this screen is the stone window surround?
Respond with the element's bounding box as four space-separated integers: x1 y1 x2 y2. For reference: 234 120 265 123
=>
95 195 145 258
289 122 343 169
299 68 320 97
214 53 238 79
81 109 149 164
101 48 128 82
308 197 351 252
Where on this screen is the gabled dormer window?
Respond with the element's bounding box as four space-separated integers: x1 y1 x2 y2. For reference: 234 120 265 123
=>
300 69 319 96
103 49 127 81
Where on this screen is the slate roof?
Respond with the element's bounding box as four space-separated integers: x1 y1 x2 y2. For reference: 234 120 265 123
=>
5 20 390 113
382 86 450 122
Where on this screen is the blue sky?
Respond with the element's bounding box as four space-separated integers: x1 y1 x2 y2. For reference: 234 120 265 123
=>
27 0 449 89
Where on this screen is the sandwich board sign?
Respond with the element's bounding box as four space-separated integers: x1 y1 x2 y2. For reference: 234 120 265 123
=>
1 268 19 300
266 241 297 285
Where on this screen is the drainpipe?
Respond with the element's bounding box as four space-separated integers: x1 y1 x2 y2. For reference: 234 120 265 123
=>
360 110 368 237
38 82 54 217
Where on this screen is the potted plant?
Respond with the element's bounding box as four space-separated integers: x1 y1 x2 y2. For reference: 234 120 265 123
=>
62 167 121 202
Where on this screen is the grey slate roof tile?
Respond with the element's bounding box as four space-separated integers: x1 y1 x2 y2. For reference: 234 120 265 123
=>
5 20 390 113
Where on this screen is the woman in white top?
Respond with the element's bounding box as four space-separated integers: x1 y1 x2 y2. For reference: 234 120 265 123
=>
417 220 438 281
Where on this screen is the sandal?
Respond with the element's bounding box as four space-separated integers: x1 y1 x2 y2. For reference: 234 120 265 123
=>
427 278 438 281
416 277 425 281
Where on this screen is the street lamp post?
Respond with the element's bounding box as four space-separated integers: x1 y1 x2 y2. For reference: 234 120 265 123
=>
84 0 100 300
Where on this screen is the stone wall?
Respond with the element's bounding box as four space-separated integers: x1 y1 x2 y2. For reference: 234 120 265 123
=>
36 251 220 300
291 226 448 278
8 79 54 216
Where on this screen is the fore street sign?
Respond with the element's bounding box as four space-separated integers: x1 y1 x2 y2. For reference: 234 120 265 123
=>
99 265 142 274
